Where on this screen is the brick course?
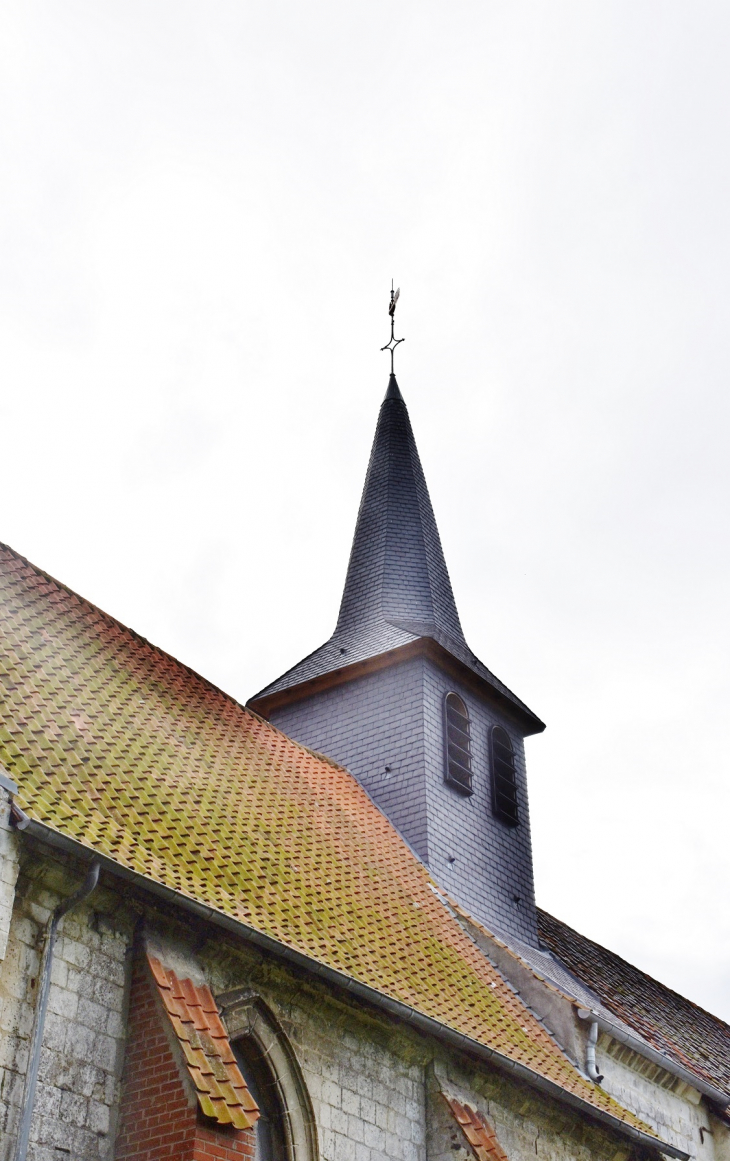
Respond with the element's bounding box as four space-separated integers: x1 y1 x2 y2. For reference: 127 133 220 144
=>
116 958 255 1161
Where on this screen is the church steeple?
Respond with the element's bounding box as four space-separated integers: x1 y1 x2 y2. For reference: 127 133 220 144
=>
251 376 541 735
335 371 466 648
249 314 543 946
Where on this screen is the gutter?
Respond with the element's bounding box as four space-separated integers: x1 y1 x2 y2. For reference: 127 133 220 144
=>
17 817 688 1161
576 1008 729 1110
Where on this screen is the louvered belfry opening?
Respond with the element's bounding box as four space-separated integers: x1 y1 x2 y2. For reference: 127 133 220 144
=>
444 692 473 794
491 726 519 826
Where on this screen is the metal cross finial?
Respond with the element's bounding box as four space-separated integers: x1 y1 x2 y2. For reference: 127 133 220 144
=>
380 281 404 374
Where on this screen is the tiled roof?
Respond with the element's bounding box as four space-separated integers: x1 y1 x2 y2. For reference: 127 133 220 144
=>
443 1096 509 1161
147 953 259 1129
251 377 543 734
0 544 652 1139
537 910 730 1100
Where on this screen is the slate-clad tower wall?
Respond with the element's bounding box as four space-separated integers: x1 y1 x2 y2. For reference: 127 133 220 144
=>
270 656 538 944
251 375 544 946
270 657 431 862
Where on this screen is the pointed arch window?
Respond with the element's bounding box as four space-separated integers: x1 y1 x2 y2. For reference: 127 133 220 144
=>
491 726 519 826
234 1037 287 1161
444 692 473 795
219 991 318 1161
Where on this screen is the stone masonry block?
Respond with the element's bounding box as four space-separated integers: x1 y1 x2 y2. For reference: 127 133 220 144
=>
86 1099 110 1135
76 996 107 1031
340 1086 359 1114
58 1089 88 1128
346 1114 366 1144
59 938 91 971
47 986 79 1022
322 1078 343 1108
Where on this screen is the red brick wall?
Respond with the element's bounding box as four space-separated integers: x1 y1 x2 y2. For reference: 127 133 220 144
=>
116 958 256 1161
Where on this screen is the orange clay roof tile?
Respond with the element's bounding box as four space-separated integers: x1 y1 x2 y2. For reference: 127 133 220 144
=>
147 953 259 1130
0 544 657 1140
443 1096 509 1161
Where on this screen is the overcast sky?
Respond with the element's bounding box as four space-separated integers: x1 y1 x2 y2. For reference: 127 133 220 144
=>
3 2 729 1019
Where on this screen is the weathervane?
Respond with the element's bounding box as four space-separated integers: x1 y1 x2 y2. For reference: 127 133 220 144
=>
380 282 404 374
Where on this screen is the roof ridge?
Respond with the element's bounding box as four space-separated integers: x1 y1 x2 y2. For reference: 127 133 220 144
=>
379 389 441 632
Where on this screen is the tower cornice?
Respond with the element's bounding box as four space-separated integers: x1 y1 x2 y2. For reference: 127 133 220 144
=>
249 636 545 735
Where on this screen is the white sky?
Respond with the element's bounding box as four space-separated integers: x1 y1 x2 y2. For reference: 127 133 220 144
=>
3 2 729 1019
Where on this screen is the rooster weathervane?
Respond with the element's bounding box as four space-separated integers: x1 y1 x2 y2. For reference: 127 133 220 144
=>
380 282 404 374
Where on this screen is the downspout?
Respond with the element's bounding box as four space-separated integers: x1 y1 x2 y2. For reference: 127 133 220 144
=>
586 1019 604 1085
13 860 101 1161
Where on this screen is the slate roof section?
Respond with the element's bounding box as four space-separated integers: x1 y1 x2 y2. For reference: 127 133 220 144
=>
250 376 543 733
537 909 730 1100
147 953 259 1129
0 542 653 1138
443 1096 510 1161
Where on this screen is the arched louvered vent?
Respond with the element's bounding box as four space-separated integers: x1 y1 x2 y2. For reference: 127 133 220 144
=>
444 692 472 795
491 726 519 826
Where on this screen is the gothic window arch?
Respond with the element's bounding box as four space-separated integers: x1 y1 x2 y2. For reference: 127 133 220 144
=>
218 991 318 1161
490 726 519 826
234 1036 287 1161
444 692 473 795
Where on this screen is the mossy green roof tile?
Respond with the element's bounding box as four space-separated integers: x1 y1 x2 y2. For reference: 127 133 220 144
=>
0 543 656 1139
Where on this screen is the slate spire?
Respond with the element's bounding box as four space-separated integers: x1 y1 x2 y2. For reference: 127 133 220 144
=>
334 373 466 648
251 376 542 733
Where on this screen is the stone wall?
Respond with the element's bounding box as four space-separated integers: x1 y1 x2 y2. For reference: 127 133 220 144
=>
597 1039 714 1161
0 773 20 962
459 915 726 1161
0 847 132 1161
1 838 728 1161
427 1055 633 1161
208 951 426 1161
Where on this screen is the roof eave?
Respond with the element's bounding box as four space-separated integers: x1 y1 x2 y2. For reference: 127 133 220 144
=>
249 637 545 736
574 1007 729 1110
18 817 682 1159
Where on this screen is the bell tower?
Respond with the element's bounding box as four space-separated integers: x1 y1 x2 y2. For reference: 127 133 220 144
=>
249 304 545 946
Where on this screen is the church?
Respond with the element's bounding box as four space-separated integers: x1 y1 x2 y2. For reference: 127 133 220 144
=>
0 313 729 1161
